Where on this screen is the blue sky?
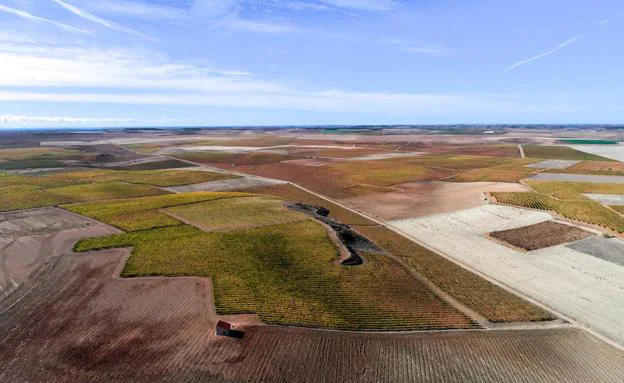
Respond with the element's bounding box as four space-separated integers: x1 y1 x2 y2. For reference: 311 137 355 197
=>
0 0 622 128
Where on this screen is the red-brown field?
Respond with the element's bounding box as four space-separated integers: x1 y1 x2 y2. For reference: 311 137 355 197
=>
2 240 623 382
342 181 530 220
448 144 521 157
489 221 593 251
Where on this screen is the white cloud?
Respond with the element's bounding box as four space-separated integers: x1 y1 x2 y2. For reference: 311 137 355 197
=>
318 0 400 11
51 0 152 39
0 115 133 124
401 45 462 57
381 39 461 57
505 35 581 72
0 44 277 92
0 4 89 34
93 1 186 21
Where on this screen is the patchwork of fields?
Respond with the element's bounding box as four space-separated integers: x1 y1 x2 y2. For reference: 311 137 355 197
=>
390 204 624 345
4 131 624 381
0 168 235 212
74 192 476 330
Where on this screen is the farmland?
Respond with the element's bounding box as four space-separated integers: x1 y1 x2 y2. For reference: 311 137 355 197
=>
389 204 624 345
558 139 618 145
47 168 235 187
48 182 167 202
490 221 592 251
0 168 235 212
0 185 70 212
547 160 624 175
163 197 307 232
75 198 475 330
355 224 553 322
522 145 611 161
490 191 624 232
4 128 624 381
225 154 540 199
2 235 622 381
66 192 249 231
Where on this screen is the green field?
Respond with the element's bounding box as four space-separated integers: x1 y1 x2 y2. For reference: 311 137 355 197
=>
164 197 307 231
48 182 168 202
558 139 618 145
48 169 234 187
355 225 554 323
66 192 249 231
523 145 611 161
119 159 193 170
0 160 66 170
526 181 624 200
75 196 475 330
0 167 235 213
0 185 70 212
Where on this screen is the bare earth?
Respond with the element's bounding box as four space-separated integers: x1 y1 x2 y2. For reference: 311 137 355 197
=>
342 181 530 220
0 208 119 300
2 242 624 382
489 221 592 251
390 205 624 346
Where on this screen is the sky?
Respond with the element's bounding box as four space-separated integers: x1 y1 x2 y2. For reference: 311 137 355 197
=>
0 0 622 128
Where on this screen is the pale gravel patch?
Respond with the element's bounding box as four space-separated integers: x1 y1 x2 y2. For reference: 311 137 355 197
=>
525 160 579 169
527 173 624 183
389 204 624 346
162 177 286 193
567 236 624 267
568 144 624 163
584 193 624 205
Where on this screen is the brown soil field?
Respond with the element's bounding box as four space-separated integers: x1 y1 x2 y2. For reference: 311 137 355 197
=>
2 243 623 382
489 221 593 251
0 207 119 299
550 160 624 176
342 181 530 220
448 145 521 157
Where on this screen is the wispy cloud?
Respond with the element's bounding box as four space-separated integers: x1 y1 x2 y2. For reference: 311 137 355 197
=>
0 115 133 125
51 0 152 39
505 17 611 72
381 38 461 57
0 4 89 34
318 0 400 12
401 45 462 57
505 35 581 72
0 39 560 118
93 1 185 21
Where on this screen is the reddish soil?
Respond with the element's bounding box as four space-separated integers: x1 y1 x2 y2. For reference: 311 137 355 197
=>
489 221 593 251
449 145 521 157
342 181 530 220
0 208 119 299
1 242 623 382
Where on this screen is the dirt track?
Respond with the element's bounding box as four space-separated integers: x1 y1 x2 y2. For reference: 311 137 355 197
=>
2 216 624 382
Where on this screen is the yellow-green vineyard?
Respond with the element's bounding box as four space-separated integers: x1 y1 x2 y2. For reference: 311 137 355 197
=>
491 192 624 233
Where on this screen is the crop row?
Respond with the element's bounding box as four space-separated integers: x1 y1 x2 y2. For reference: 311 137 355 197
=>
491 192 624 233
75 218 476 331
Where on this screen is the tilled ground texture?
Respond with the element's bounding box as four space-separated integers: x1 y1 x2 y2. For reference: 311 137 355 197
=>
490 221 592 251
0 207 119 299
2 247 624 382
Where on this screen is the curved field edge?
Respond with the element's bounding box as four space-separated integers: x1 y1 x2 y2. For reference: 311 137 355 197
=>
233 184 554 323
74 219 476 331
